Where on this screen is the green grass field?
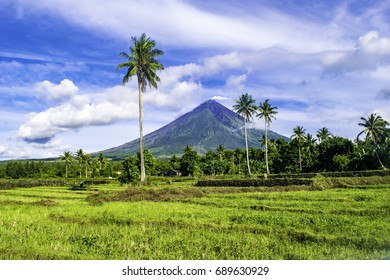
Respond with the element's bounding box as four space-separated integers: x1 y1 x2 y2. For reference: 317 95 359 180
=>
0 179 389 260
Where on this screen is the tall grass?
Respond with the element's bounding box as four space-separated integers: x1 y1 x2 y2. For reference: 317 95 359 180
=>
0 180 389 260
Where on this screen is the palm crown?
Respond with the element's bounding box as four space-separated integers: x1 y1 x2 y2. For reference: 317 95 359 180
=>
358 113 389 144
116 33 164 91
232 93 257 121
256 99 278 127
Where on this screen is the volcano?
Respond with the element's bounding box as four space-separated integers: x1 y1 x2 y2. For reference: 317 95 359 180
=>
99 99 288 159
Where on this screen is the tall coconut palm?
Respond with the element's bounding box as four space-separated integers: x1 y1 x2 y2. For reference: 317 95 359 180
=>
256 99 278 175
304 133 317 169
233 93 257 176
60 151 73 178
358 113 389 169
291 125 306 171
316 127 332 143
97 153 106 175
84 153 91 178
116 33 164 183
76 149 85 179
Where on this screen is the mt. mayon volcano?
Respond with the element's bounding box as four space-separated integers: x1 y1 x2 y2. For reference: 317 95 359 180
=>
99 99 288 159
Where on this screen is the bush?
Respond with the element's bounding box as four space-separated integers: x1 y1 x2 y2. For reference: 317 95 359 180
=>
268 173 318 179
321 170 390 178
118 156 140 185
0 179 68 189
196 178 312 187
0 179 112 190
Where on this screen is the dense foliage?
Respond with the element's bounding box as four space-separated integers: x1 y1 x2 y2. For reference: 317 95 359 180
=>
1 112 389 182
1 129 389 182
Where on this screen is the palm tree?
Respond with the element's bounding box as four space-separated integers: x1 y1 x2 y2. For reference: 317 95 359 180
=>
97 153 106 176
256 99 278 175
76 149 85 179
304 133 317 170
116 33 164 183
291 125 306 171
316 127 332 143
358 113 389 169
233 93 257 176
216 145 226 161
84 153 91 178
60 151 73 178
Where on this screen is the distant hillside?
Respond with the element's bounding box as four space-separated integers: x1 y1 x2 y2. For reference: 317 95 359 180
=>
98 99 289 159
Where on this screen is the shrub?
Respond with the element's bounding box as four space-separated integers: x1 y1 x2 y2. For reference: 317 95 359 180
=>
321 170 390 178
196 178 312 187
118 156 140 185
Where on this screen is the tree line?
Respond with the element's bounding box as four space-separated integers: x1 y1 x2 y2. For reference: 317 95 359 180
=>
1 118 389 181
119 118 390 184
0 150 119 180
232 93 389 173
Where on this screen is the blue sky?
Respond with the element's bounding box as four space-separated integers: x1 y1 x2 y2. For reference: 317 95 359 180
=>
0 0 389 159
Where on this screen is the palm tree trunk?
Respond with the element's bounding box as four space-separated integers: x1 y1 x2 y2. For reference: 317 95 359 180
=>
65 164 68 179
244 119 251 176
265 121 269 175
375 149 386 169
138 83 146 182
298 144 302 171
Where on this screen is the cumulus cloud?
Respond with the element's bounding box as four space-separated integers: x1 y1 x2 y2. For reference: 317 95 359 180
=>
322 31 390 73
0 146 7 155
18 81 139 144
226 74 247 89
19 100 137 143
35 79 79 100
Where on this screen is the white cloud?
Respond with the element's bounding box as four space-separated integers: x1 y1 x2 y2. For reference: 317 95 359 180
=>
226 74 247 88
358 31 390 55
1 146 32 159
18 100 137 143
18 81 139 143
203 52 243 72
369 65 390 81
20 0 353 53
322 30 390 73
0 146 7 155
211 96 230 101
35 79 79 100
143 81 202 110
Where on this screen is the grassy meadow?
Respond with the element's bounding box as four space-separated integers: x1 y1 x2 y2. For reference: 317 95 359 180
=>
0 177 389 260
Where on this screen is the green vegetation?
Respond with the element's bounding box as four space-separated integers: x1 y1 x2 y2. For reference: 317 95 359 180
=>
0 177 389 260
0 153 121 180
0 80 389 260
256 99 278 175
233 93 258 176
116 33 164 183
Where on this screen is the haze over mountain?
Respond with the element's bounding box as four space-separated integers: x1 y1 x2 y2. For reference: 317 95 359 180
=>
99 99 288 159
